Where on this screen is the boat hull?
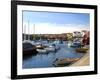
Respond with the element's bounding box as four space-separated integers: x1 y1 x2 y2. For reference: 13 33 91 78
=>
53 58 80 67
75 48 88 53
23 48 38 57
37 49 47 53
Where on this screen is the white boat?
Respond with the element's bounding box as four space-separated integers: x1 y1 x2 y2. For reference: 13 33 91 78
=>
45 44 60 52
67 41 73 47
45 46 55 52
37 49 47 53
53 40 63 44
36 44 43 49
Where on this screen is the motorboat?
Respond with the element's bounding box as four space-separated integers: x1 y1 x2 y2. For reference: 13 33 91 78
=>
37 49 47 53
35 43 47 49
70 41 83 48
44 44 60 52
45 46 56 52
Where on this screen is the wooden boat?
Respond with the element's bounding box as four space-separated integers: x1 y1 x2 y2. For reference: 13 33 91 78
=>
53 58 80 67
75 48 88 53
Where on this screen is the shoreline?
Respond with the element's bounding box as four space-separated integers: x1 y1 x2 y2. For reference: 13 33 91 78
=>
70 52 90 66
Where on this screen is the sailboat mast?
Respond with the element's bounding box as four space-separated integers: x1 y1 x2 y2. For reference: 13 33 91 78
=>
28 20 30 40
33 24 35 40
24 25 26 40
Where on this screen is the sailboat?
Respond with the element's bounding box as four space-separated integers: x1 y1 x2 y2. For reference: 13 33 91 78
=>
23 21 38 56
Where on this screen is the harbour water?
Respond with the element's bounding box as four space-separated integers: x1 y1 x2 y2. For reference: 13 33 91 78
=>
22 41 84 69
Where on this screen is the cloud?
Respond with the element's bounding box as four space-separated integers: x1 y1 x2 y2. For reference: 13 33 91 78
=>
23 22 89 34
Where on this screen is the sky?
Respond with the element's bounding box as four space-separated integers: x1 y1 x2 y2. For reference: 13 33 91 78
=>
23 11 90 34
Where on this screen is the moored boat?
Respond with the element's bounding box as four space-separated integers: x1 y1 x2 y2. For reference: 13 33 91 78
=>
44 46 55 52
75 48 88 53
23 42 38 56
53 58 80 67
44 44 60 52
37 49 47 53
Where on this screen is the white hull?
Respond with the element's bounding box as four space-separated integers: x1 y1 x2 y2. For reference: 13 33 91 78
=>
45 47 55 52
37 49 47 53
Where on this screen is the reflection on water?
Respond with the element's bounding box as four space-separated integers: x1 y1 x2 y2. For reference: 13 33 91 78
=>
23 42 84 69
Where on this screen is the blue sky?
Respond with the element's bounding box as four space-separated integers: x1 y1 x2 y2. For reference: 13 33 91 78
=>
23 11 89 26
23 11 90 34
